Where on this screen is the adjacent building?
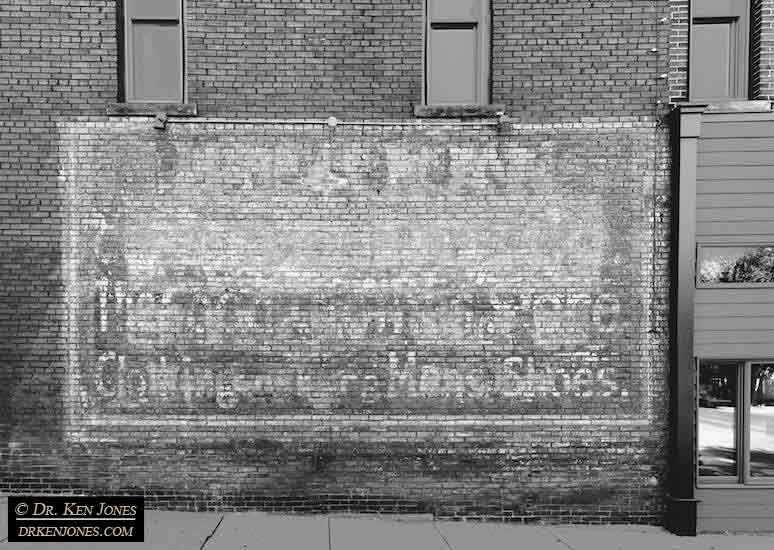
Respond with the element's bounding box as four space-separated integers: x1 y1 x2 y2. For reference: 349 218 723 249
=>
1 0 774 534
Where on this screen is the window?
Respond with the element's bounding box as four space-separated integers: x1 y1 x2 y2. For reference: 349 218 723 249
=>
122 0 184 103
697 245 774 285
424 0 489 105
698 360 774 482
689 0 749 101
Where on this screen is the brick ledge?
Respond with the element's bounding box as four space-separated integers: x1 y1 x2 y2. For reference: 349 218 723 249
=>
106 103 198 117
674 100 772 113
413 104 506 118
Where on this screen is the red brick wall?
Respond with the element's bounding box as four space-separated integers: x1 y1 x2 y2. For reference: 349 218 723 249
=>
186 0 423 118
0 0 117 441
669 0 689 103
188 0 672 119
1 0 673 523
752 0 774 100
492 0 670 122
6 117 669 521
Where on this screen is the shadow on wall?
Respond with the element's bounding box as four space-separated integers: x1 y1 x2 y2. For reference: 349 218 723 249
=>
0 384 8 443
0 435 663 521
1 244 68 444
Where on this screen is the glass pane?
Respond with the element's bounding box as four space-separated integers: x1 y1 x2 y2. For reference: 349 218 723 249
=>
750 363 774 477
698 245 774 284
428 27 478 104
128 0 180 20
691 22 733 100
130 22 182 102
429 0 479 21
698 362 738 477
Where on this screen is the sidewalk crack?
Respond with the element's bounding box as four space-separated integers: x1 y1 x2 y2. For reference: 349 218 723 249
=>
199 514 225 550
433 521 456 550
543 526 577 550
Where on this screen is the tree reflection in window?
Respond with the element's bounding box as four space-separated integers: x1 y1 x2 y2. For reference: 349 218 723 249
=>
698 245 774 284
698 363 738 477
751 363 774 478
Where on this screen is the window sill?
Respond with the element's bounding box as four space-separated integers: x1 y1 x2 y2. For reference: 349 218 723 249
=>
697 483 774 488
106 103 198 117
675 100 772 114
698 283 774 289
413 104 506 118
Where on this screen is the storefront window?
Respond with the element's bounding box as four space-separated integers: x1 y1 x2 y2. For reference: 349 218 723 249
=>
698 362 738 477
699 360 774 483
750 363 774 478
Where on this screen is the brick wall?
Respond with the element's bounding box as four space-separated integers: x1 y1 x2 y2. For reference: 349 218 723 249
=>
761 0 774 99
1 118 671 522
752 0 774 101
492 0 669 122
190 0 673 119
668 0 688 103
0 0 117 441
1 0 673 524
0 0 675 120
186 0 423 118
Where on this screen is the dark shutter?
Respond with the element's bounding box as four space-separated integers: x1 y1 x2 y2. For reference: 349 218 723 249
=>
690 0 748 101
125 0 182 102
426 0 488 105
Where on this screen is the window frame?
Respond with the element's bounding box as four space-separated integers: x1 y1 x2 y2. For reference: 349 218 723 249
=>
117 0 186 105
422 0 491 107
697 358 774 487
688 0 751 102
695 243 774 289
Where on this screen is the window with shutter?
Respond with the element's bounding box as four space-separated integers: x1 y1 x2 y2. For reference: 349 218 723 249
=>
123 0 183 103
689 0 749 101
425 0 489 105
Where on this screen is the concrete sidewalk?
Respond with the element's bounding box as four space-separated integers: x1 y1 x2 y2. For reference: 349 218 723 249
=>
2 498 774 550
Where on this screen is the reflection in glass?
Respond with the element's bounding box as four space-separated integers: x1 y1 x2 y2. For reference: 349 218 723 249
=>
750 363 774 477
698 363 738 477
698 245 774 284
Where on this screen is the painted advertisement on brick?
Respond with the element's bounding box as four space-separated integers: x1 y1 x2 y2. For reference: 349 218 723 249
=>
64 121 655 417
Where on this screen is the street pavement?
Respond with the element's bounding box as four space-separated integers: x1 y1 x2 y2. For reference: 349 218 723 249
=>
2 497 774 549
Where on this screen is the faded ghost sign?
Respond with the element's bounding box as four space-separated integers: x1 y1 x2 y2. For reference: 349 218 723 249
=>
64 121 652 418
